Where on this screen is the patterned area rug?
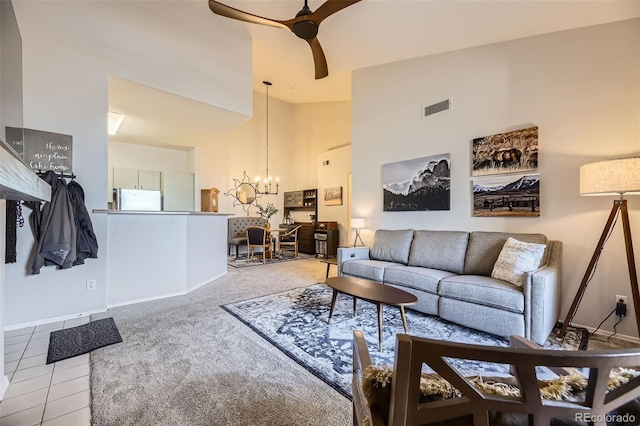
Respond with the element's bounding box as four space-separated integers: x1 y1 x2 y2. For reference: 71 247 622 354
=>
227 252 314 268
222 284 587 398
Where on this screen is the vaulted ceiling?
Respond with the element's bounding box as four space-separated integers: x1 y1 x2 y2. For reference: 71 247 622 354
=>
107 0 639 146
211 0 639 103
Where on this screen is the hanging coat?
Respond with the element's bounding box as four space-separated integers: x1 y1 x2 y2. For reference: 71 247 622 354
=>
31 171 77 274
67 180 98 265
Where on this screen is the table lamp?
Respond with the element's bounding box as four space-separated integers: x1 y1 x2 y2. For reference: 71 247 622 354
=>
558 156 640 338
351 218 365 247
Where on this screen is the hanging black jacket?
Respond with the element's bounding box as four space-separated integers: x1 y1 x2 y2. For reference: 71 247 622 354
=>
67 180 98 265
31 171 76 274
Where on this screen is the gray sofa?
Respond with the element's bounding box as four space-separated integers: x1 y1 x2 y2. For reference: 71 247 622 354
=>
337 230 562 345
228 216 266 257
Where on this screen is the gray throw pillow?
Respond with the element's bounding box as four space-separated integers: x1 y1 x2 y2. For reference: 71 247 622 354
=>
369 230 415 265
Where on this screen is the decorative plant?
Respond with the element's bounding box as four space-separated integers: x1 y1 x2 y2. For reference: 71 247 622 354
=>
256 202 279 220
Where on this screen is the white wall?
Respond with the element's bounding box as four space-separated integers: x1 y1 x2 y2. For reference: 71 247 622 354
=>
198 95 351 224
291 102 351 189
109 141 193 173
4 1 251 326
352 19 640 337
317 145 352 246
198 90 294 222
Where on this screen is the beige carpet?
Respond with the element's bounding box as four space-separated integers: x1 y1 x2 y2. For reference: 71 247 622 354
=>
91 258 351 426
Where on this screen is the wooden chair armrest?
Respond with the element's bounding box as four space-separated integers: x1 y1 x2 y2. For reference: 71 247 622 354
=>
353 331 386 426
509 335 575 377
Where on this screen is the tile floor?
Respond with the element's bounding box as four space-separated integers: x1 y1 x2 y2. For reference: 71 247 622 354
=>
1 318 91 426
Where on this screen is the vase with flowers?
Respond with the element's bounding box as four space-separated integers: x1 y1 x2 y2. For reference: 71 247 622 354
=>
256 202 279 230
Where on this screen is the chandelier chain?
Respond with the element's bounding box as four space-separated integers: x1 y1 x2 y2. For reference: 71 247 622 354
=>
266 82 269 179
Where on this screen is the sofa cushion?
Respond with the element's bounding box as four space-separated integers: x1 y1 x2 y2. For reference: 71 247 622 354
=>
408 230 470 274
369 230 415 265
439 275 524 313
383 265 456 294
491 237 547 287
342 260 395 282
464 231 548 276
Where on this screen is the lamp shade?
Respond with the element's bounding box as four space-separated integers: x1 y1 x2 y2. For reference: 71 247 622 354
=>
351 218 365 229
580 156 640 196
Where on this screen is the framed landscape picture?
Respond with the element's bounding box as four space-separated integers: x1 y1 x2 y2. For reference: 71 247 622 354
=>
472 173 540 217
382 154 450 211
472 126 538 176
324 186 342 206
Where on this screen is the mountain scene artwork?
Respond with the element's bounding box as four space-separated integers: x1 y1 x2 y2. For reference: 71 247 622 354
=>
382 154 450 211
472 173 540 217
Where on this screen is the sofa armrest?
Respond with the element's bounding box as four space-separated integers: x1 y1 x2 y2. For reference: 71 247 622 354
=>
338 247 370 276
525 240 563 345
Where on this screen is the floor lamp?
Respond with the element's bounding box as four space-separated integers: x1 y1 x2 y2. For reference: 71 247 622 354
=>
351 218 365 247
558 156 640 338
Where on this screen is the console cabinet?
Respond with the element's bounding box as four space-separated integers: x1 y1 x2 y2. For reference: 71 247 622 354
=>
283 188 317 219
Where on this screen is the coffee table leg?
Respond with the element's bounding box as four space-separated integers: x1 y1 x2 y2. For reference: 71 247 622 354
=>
400 306 409 333
328 290 339 324
377 303 383 352
353 297 357 316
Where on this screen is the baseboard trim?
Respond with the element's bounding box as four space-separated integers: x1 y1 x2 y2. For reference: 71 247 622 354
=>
107 291 186 309
186 271 227 293
569 321 640 344
107 272 226 309
4 308 107 331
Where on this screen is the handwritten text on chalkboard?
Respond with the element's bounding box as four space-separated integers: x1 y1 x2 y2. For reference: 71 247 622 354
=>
6 127 73 172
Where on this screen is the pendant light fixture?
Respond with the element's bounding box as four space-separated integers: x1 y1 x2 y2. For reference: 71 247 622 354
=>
254 81 279 195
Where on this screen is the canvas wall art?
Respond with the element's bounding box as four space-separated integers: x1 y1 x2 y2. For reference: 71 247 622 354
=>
382 154 450 211
324 186 342 206
472 126 538 176
472 173 540 217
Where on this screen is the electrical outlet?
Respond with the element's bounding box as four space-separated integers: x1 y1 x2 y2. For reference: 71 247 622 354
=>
86 279 96 291
616 295 628 306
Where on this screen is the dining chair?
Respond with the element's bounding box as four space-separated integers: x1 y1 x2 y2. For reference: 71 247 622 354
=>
278 225 301 257
246 226 272 264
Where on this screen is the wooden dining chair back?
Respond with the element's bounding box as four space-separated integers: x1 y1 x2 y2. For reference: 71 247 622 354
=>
279 225 302 257
246 226 272 264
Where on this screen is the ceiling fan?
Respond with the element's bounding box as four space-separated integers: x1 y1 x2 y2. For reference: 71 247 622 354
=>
208 0 362 79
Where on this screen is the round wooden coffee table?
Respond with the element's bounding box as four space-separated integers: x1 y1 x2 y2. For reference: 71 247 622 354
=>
325 276 417 351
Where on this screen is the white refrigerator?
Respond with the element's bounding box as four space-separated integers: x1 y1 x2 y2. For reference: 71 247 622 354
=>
113 188 162 211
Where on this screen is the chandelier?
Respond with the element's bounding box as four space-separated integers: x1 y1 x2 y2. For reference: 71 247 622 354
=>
254 81 279 195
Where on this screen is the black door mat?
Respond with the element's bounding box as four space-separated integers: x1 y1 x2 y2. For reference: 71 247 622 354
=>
46 317 123 364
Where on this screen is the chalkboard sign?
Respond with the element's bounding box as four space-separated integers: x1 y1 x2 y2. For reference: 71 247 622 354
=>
5 127 24 159
5 127 73 172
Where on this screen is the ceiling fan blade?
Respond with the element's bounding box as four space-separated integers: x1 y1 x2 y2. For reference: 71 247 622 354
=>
310 0 361 25
208 1 290 30
306 37 329 79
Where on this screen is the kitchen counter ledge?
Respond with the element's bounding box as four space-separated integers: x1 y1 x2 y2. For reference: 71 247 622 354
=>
93 209 233 216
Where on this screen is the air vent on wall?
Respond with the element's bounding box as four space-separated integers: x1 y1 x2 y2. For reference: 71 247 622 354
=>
422 98 451 119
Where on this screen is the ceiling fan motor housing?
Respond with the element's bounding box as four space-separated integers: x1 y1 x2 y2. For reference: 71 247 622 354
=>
293 20 318 39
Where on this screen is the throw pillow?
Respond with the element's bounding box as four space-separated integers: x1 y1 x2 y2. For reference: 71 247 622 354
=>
491 237 547 287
